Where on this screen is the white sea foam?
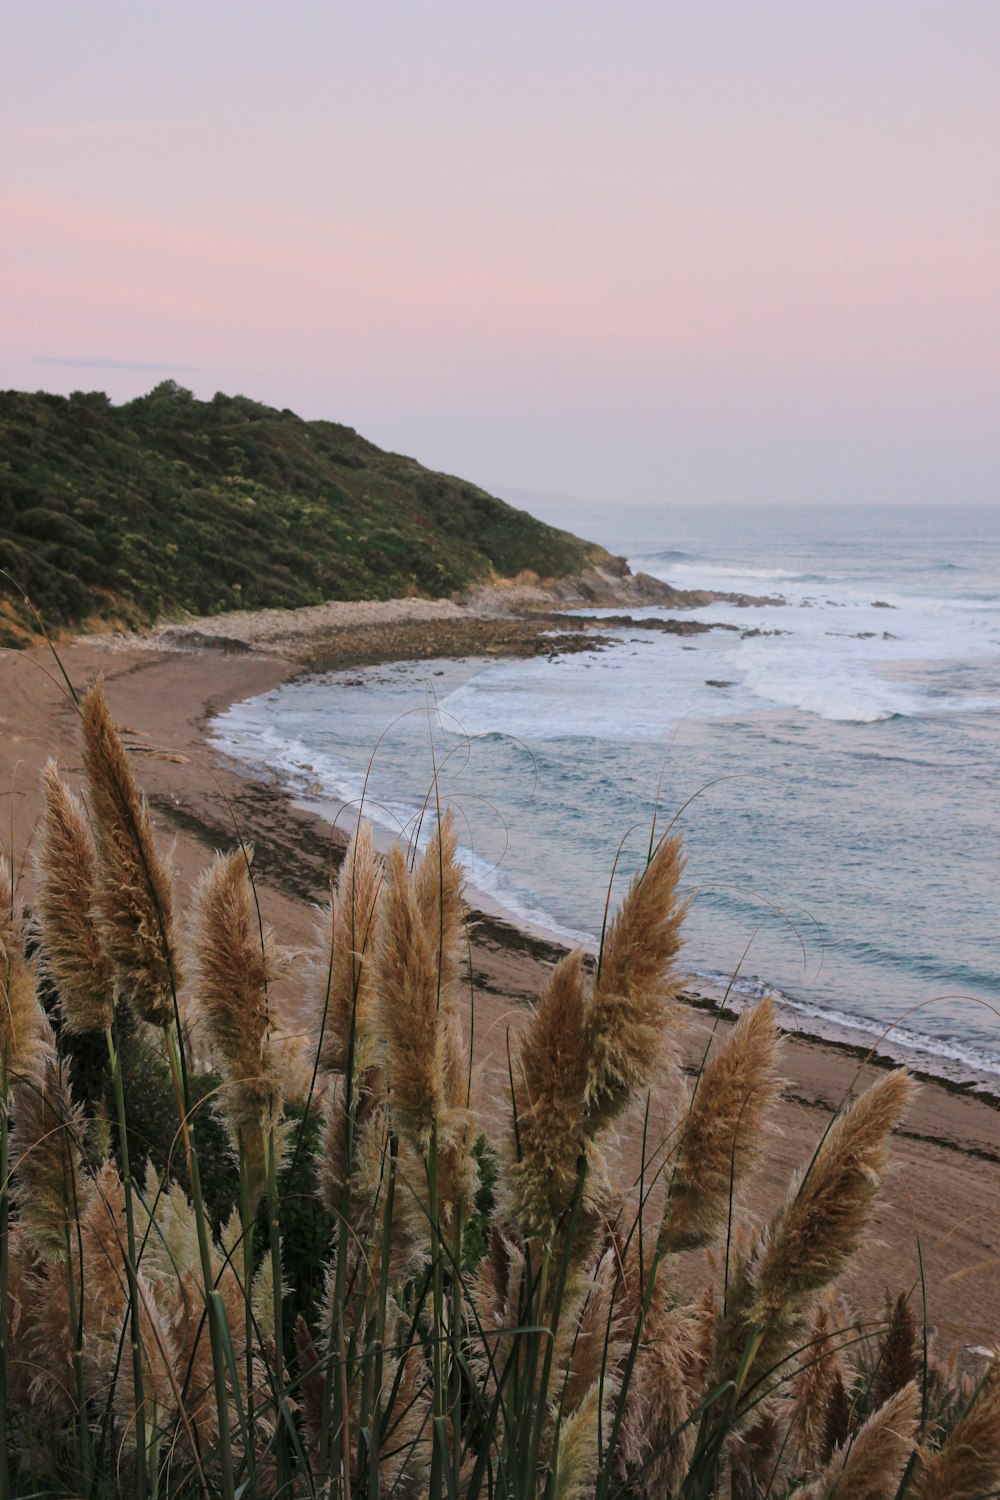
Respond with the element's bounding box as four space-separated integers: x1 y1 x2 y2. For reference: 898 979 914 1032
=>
692 970 1000 1089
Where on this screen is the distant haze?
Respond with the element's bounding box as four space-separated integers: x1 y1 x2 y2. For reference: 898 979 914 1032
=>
3 2 998 508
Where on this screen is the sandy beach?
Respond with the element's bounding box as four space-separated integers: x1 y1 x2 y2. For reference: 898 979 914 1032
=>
3 596 999 1354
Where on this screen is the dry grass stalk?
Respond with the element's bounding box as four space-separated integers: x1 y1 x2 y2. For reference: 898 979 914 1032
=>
793 1379 920 1499
315 821 383 1076
661 997 780 1253
193 847 285 1203
509 950 589 1238
35 761 114 1035
584 833 686 1135
911 1354 1000 1499
79 678 183 1026
0 855 44 1091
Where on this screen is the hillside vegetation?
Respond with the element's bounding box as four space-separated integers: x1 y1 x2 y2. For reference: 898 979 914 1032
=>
0 383 602 643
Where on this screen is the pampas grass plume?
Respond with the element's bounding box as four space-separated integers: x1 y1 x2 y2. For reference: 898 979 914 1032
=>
193 847 284 1197
35 761 114 1035
0 855 43 1089
9 1017 90 1259
911 1354 1000 1499
584 832 686 1135
79 678 182 1026
661 996 779 1253
794 1380 920 1500
510 949 588 1237
750 1068 913 1325
315 820 383 1076
377 843 443 1151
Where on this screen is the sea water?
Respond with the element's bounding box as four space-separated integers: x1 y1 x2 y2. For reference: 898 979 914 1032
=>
210 503 1000 1087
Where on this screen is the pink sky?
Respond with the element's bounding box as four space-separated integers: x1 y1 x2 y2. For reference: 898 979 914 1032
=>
2 2 998 509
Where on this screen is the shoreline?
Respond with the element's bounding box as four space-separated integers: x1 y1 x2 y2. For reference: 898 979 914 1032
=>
2 603 999 1344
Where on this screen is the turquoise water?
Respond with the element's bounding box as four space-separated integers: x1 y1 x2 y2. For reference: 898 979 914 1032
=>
212 503 1000 1086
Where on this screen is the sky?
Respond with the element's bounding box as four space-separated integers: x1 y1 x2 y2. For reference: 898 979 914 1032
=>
2 2 998 513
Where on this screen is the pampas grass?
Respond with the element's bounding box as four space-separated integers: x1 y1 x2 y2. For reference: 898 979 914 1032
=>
660 996 779 1254
35 762 115 1036
80 678 183 1028
1 680 997 1500
0 855 44 1089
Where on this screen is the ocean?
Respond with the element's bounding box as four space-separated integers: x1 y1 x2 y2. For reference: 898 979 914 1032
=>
210 502 1000 1089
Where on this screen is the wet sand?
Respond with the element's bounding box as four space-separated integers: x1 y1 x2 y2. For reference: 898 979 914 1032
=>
2 613 998 1352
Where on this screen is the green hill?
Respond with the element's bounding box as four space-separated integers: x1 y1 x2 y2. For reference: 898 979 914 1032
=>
0 383 604 644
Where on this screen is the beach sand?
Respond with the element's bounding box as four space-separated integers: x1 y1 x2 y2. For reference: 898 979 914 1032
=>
3 606 998 1354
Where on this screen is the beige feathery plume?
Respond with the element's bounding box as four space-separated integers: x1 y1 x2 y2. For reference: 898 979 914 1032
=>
584 832 686 1135
193 847 285 1205
319 1071 426 1293
792 1380 920 1500
9 1017 91 1259
785 1298 847 1477
911 1354 1000 1499
509 951 589 1238
35 761 115 1035
710 1070 912 1401
0 856 45 1092
661 997 780 1253
414 809 464 999
750 1070 912 1327
136 1163 202 1287
166 1216 252 1452
80 678 183 1026
621 1297 699 1497
608 1232 699 1496
82 1163 178 1443
549 1380 603 1500
378 843 445 1151
469 1224 527 1401
4 1224 38 1410
376 829 474 1219
16 1160 178 1441
315 821 384 1076
376 1315 433 1498
556 1247 627 1422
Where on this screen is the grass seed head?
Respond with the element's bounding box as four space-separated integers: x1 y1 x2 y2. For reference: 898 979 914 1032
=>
661 996 780 1253
0 854 45 1093
911 1354 1000 1500
750 1068 913 1326
80 678 183 1026
315 819 383 1076
35 761 114 1035
584 832 687 1135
